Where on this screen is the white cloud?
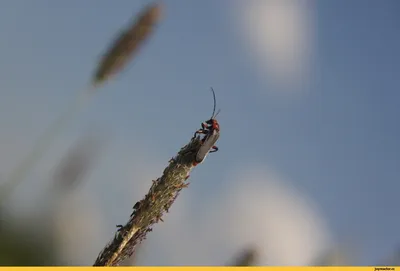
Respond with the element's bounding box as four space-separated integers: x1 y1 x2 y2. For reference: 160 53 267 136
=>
222 169 331 265
143 167 331 265
235 0 316 92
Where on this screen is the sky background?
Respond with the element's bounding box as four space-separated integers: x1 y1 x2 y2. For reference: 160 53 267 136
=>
0 0 399 266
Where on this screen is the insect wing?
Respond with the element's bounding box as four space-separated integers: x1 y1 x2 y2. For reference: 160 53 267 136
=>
195 129 220 163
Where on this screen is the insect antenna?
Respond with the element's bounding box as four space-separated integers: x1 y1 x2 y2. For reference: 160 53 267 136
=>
210 87 217 119
214 108 221 119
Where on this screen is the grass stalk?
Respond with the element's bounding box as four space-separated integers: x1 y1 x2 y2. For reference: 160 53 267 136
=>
93 136 204 266
0 86 93 205
0 2 163 206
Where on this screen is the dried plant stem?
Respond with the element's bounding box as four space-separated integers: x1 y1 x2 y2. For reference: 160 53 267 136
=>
92 2 163 87
93 136 203 266
0 86 94 205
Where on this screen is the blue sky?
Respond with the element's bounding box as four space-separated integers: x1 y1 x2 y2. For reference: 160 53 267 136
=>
0 0 399 266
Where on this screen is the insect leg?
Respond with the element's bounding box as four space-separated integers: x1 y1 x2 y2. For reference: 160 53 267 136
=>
194 129 208 138
209 146 219 153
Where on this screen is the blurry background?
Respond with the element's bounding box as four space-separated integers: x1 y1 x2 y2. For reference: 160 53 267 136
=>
0 0 399 266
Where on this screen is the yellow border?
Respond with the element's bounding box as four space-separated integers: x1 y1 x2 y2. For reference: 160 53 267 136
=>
0 267 398 271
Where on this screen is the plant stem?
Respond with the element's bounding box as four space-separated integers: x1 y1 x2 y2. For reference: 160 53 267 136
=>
93 136 203 266
0 86 94 206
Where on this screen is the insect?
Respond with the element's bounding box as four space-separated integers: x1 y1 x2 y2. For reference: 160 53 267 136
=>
193 87 221 166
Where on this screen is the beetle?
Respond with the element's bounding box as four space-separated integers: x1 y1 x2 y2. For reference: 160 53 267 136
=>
193 87 221 166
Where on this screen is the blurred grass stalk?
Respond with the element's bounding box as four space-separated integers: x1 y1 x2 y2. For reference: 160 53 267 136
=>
92 2 163 88
228 246 258 266
0 133 104 266
0 2 163 206
93 136 204 266
0 88 91 205
51 133 103 193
